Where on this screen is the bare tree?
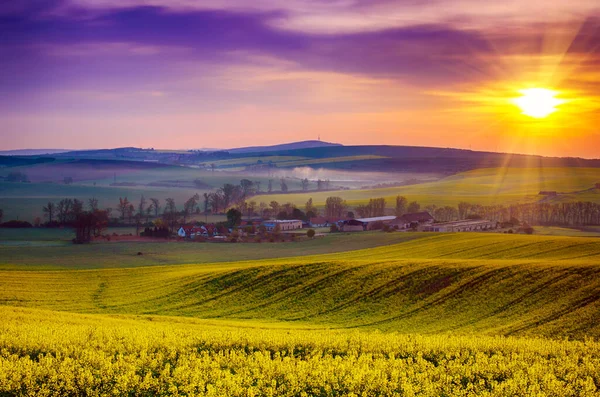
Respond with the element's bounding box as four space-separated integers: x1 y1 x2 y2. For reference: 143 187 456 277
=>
163 198 178 232
88 198 99 212
301 178 309 191
183 193 200 223
118 197 131 221
149 198 161 218
43 202 56 223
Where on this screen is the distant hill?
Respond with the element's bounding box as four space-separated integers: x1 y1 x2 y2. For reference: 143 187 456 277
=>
228 140 342 154
0 149 69 156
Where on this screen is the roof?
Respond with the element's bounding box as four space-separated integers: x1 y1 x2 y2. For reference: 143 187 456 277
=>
430 219 495 227
399 212 434 223
309 216 348 224
355 215 397 223
263 219 302 223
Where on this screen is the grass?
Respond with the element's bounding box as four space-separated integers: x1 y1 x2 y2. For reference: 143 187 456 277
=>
0 231 427 269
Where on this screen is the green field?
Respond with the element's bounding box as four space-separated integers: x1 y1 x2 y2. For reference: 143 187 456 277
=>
2 233 600 337
2 232 600 395
256 167 600 207
0 231 426 269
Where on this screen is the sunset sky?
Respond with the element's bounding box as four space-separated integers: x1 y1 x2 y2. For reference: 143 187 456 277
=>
2 1 599 157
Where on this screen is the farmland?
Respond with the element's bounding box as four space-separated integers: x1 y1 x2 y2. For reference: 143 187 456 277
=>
2 165 599 223
1 232 600 395
256 167 600 208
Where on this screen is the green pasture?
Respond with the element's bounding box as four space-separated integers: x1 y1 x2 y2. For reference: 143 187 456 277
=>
0 231 426 269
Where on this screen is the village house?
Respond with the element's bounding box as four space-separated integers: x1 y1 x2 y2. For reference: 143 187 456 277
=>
309 216 349 227
177 224 219 238
262 219 303 231
390 212 435 229
422 219 497 232
340 219 366 232
177 226 203 238
354 215 397 230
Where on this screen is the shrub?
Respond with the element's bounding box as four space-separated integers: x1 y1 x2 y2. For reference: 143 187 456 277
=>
307 229 316 238
0 220 33 228
330 224 339 233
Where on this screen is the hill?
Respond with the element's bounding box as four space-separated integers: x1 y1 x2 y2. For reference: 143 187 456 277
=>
227 140 342 154
3 233 600 394
2 233 600 339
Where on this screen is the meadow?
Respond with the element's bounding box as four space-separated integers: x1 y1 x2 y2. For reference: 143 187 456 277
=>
2 232 600 395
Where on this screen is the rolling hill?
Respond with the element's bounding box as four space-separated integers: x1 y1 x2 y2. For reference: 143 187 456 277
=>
2 233 600 339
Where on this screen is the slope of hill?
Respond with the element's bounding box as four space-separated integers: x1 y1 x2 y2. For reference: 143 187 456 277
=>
227 140 342 154
2 233 600 339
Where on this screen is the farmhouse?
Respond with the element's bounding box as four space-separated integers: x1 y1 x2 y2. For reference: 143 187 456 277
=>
422 219 497 232
309 216 348 227
177 224 219 238
354 215 397 230
340 219 366 232
389 211 435 229
177 226 203 238
262 219 303 231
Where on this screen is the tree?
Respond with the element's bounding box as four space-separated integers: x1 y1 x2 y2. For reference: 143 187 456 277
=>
247 201 257 218
226 208 242 227
317 179 324 190
269 201 280 218
150 198 161 218
73 210 108 244
88 198 99 212
220 184 237 208
42 202 56 223
301 178 309 191
307 229 315 239
57 199 74 224
163 198 178 232
72 199 84 220
183 193 200 223
280 179 288 193
325 196 347 218
127 204 135 224
354 198 385 218
305 198 318 218
0 208 3 224
268 179 273 193
395 196 408 216
458 202 471 219
240 179 255 198
138 195 147 218
254 181 261 193
118 197 131 221
292 208 306 221
407 201 421 213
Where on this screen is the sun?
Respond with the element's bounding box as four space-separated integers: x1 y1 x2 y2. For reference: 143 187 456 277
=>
512 88 564 118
